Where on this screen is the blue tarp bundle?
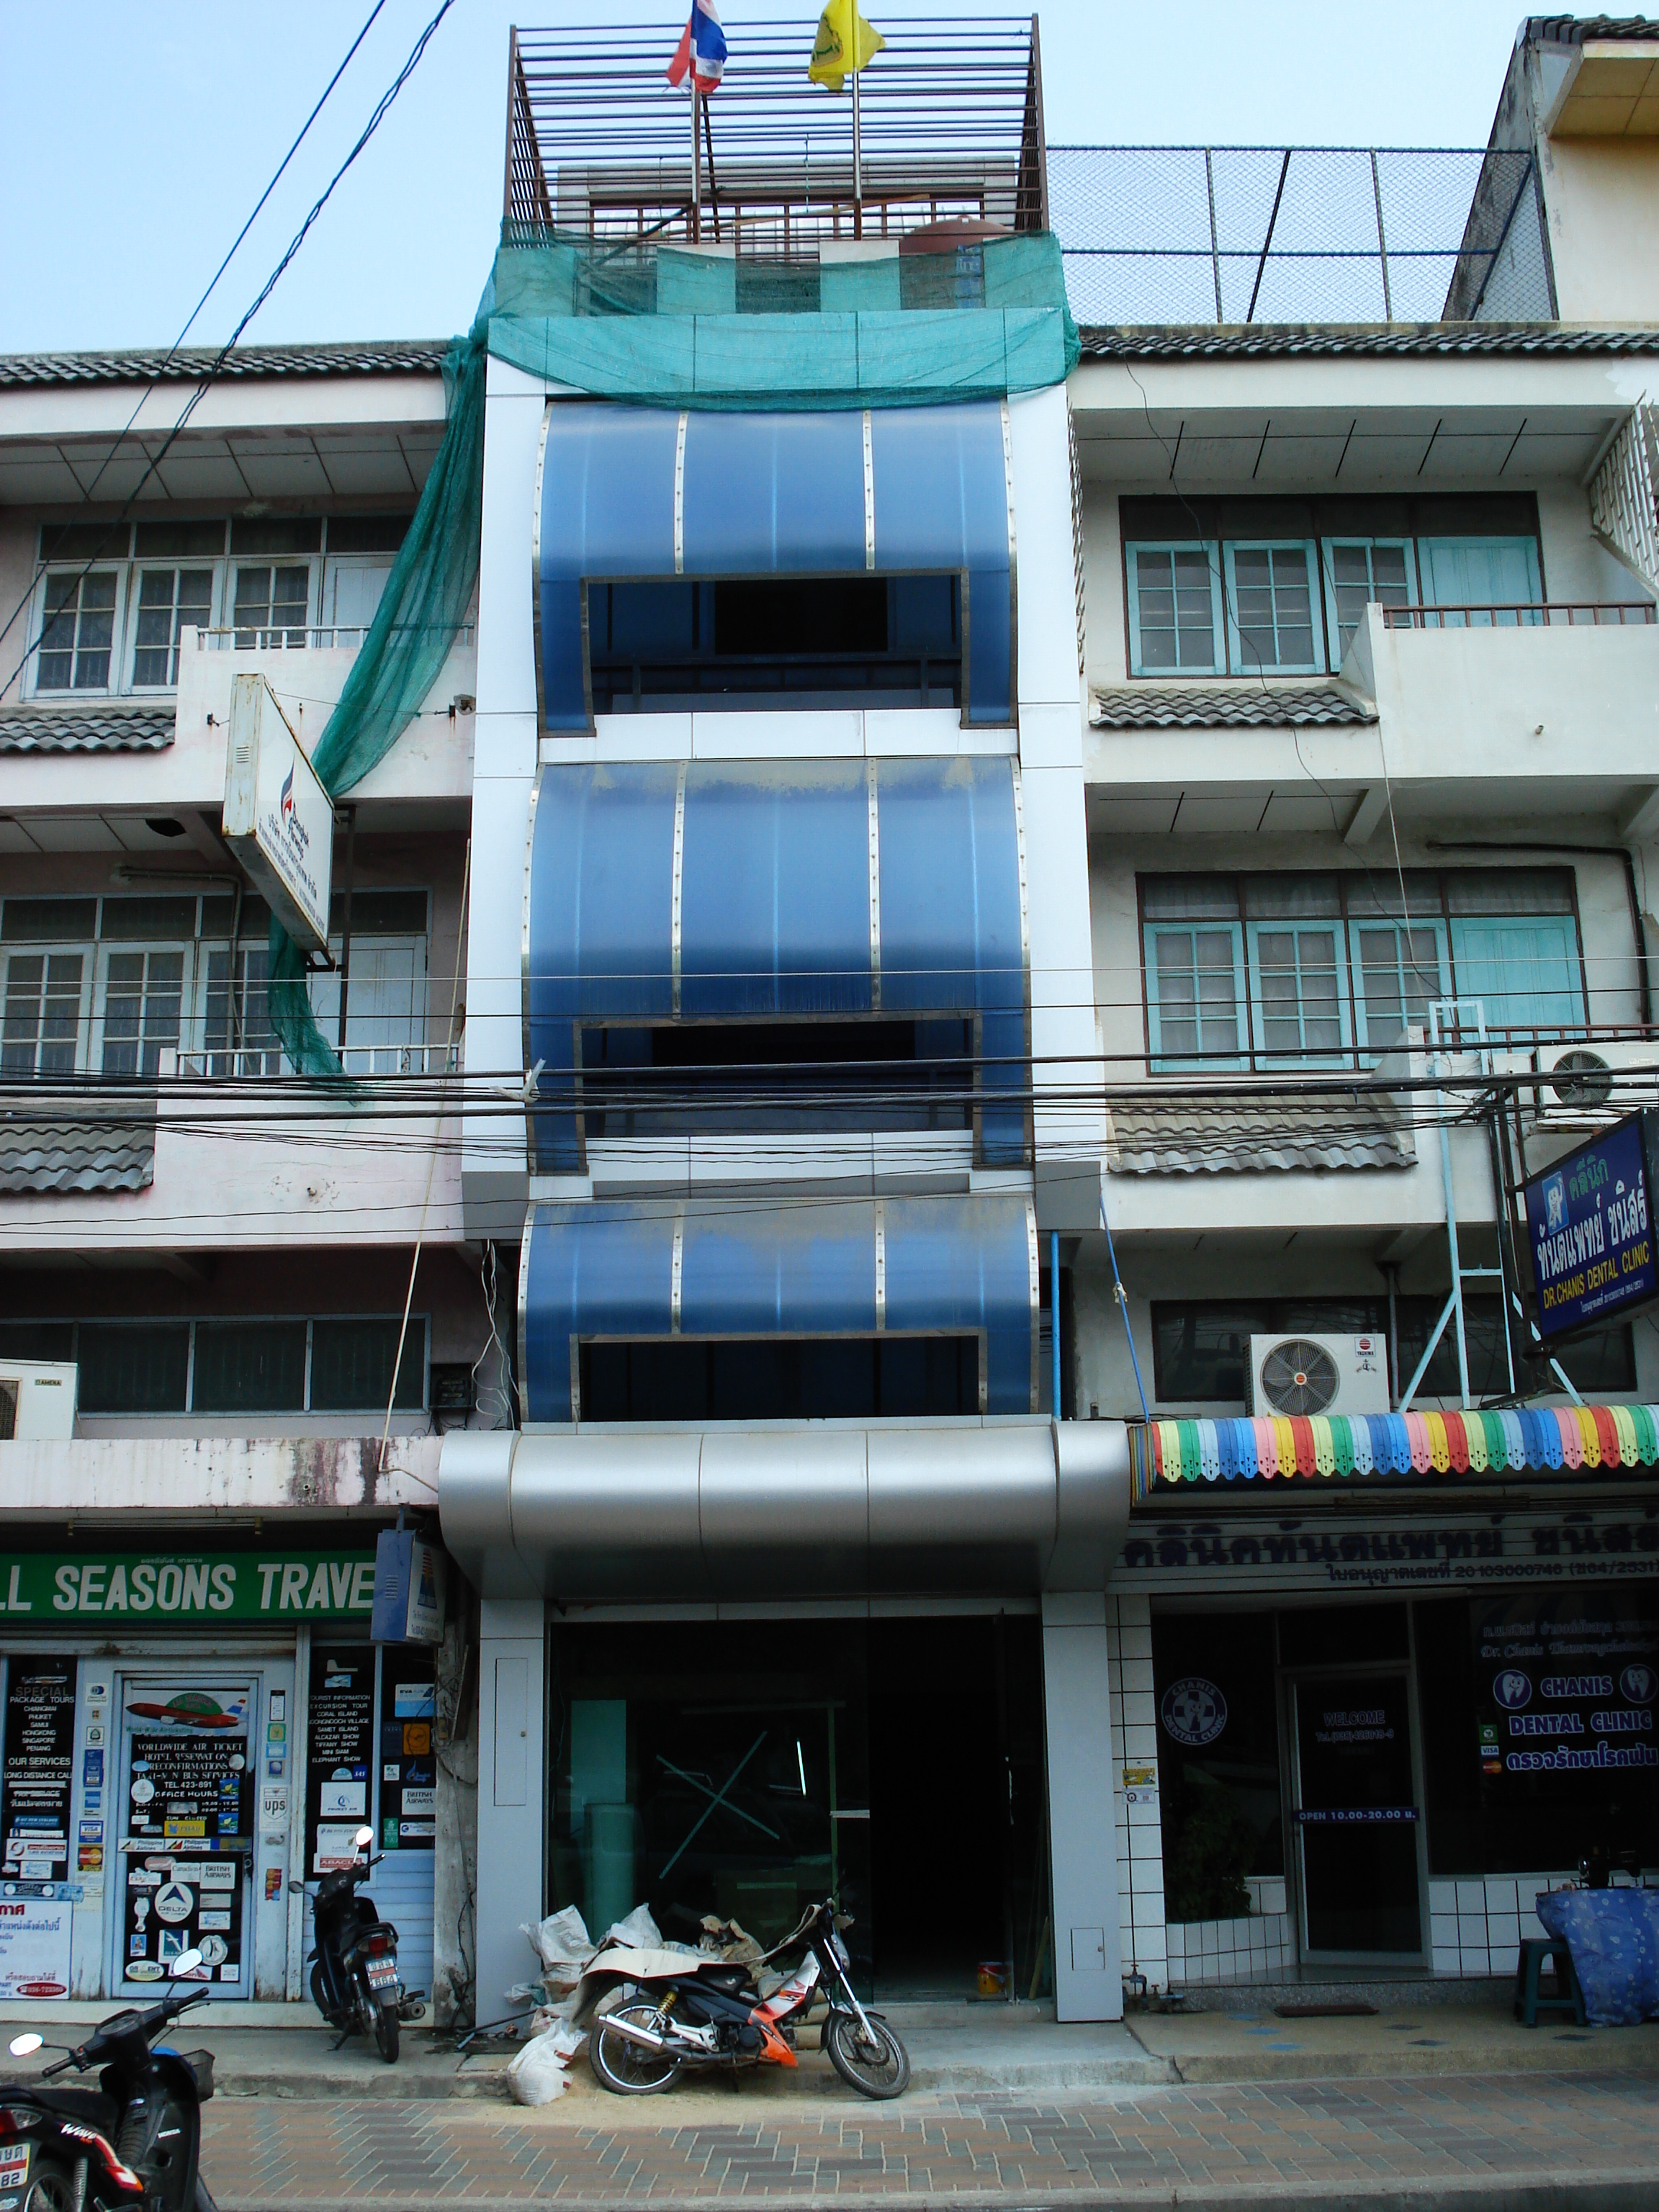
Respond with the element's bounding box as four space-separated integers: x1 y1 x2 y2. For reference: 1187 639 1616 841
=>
1537 1887 1659 2025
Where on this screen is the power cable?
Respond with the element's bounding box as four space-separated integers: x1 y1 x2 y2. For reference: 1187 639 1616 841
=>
0 0 458 707
0 0 391 673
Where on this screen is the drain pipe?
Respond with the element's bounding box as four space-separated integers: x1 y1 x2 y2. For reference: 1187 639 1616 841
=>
1051 1231 1062 1417
1100 1199 1149 1421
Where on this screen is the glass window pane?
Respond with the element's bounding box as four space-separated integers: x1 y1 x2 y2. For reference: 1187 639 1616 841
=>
192 1321 307 1412
77 1323 190 1413
309 1318 425 1411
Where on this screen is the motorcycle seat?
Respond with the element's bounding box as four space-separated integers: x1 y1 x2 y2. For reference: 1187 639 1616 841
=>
697 1966 754 1995
25 2085 122 2138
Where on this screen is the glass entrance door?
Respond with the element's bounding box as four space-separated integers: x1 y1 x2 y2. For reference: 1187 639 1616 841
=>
551 1624 873 1987
1292 1673 1423 1959
110 1672 258 1999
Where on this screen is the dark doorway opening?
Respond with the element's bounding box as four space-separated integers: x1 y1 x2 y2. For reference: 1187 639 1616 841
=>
865 1615 1049 2000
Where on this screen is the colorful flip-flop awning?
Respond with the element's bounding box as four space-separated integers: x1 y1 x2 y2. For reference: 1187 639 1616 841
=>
1129 1405 1659 1499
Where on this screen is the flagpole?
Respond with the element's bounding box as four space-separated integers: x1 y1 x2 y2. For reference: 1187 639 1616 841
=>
851 59 863 238
691 78 701 241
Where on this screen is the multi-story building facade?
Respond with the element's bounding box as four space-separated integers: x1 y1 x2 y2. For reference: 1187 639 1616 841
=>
0 341 491 2018
5 10 1658 2035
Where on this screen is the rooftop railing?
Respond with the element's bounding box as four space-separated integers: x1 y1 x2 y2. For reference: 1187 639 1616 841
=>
505 14 1046 251
1050 143 1550 328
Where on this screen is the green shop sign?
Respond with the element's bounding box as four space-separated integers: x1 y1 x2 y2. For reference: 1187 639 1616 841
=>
0 1553 377 1623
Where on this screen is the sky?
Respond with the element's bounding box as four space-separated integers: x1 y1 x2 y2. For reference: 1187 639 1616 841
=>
0 1 1534 354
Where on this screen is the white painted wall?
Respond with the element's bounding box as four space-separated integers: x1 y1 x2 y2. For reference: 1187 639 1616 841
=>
1042 1590 1124 2021
473 1596 547 2023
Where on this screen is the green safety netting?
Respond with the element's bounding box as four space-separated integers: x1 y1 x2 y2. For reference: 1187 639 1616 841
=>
485 226 1079 406
269 230 1076 1074
267 320 487 1076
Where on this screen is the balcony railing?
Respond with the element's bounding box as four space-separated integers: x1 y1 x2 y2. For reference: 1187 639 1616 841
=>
195 624 476 653
1382 602 1655 630
169 1042 459 1079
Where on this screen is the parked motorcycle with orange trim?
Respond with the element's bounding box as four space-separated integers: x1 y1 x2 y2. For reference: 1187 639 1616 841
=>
582 1897 908 2100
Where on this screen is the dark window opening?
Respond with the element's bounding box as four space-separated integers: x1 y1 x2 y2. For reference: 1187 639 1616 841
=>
1151 1295 1635 1408
588 574 961 713
580 1334 980 1421
579 1017 974 1136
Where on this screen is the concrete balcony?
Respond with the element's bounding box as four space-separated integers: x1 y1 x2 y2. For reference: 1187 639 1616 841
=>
1084 601 1659 835
0 1064 461 1255
1 626 475 832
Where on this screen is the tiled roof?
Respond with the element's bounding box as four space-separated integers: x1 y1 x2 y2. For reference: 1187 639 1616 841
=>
1092 686 1375 730
1076 323 1659 361
0 1094 156 1195
1528 15 1659 45
0 341 449 388
1105 1096 1415 1175
0 706 174 752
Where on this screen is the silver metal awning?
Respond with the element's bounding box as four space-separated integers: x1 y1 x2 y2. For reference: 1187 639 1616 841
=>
440 1418 1128 1602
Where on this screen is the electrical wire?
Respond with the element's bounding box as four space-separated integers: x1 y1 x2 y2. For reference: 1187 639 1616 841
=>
0 0 458 707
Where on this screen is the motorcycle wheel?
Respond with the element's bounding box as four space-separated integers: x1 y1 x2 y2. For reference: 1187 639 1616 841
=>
824 2011 910 2100
373 2001 400 2064
22 2164 76 2212
589 2004 683 2095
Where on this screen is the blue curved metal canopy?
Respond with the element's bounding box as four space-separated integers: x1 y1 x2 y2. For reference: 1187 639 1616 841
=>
523 754 1028 1172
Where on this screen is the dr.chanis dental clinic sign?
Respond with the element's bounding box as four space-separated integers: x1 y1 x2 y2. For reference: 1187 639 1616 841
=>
221 672 333 957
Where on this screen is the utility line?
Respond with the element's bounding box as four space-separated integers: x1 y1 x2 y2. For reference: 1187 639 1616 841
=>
0 0 390 671
0 0 458 707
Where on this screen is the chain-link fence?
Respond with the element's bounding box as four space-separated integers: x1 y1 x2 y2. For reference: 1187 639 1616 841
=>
1049 145 1552 328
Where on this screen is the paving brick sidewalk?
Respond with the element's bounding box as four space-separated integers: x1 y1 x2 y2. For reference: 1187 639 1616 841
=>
205 2070 1659 2208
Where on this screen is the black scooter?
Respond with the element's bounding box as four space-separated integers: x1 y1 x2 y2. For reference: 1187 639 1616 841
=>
289 1823 425 2063
1 1948 217 2211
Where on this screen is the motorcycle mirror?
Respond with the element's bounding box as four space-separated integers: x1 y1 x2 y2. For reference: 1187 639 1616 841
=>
169 1950 204 1978
7 2034 42 2058
288 1879 306 1895
354 1827 374 1849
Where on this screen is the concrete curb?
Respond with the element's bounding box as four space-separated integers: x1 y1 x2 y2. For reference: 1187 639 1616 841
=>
214 2180 1659 2212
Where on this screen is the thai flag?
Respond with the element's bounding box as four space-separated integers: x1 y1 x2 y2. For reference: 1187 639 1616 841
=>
667 0 727 93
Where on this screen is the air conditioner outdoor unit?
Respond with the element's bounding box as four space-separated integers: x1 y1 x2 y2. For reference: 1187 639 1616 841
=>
1534 1040 1659 1128
1246 1334 1390 1419
0 1360 78 1442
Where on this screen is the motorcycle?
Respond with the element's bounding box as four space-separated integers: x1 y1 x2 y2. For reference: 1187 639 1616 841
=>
583 1897 909 2100
289 1823 426 2063
1 1947 217 2212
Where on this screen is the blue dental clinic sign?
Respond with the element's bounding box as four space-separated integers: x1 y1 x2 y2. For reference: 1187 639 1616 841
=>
1524 1110 1659 1341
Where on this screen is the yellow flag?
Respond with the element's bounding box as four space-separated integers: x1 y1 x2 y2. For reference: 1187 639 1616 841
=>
808 0 884 90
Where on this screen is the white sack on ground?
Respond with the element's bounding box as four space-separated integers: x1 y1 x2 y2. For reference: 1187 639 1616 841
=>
523 1904 596 1981
602 1902 663 1951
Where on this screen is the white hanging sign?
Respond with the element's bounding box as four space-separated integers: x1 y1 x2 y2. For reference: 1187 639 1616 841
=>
221 673 333 956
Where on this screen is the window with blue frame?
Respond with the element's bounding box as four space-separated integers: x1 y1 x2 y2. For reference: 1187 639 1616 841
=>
1320 539 1414 664
1120 495 1546 678
1140 868 1588 1070
1224 541 1321 674
1246 876 1349 1062
1125 544 1223 675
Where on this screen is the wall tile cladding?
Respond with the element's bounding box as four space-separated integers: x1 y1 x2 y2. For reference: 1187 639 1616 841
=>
1427 1875 1570 1979
1110 1605 1578 1991
1109 1592 1167 1991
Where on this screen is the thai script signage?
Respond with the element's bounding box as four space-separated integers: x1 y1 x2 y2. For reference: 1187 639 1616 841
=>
1524 1111 1659 1340
1474 1591 1659 1779
0 1554 377 1622
1118 1506 1659 1593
